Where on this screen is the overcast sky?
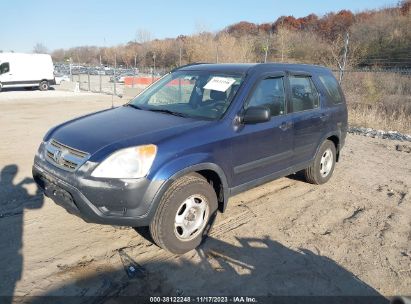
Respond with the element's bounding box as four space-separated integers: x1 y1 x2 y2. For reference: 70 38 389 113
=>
0 0 398 52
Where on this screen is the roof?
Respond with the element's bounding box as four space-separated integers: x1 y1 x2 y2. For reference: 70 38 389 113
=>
178 62 330 74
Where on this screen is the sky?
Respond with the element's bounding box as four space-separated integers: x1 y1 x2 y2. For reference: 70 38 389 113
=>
0 0 398 53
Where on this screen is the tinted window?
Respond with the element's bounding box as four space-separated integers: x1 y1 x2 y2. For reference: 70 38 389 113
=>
246 77 285 116
0 62 10 75
289 76 319 112
319 74 343 105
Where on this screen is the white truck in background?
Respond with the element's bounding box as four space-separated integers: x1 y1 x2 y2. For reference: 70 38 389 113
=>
0 53 55 92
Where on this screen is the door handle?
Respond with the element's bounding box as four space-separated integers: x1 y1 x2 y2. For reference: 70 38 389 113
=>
314 113 329 121
279 121 293 131
320 113 329 121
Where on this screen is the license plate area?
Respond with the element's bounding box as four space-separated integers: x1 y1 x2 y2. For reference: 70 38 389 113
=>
40 174 79 215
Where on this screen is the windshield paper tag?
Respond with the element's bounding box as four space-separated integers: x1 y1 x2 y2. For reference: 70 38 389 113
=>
204 77 236 92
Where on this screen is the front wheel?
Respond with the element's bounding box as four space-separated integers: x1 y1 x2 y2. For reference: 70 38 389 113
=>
39 80 49 91
150 174 218 254
303 140 336 185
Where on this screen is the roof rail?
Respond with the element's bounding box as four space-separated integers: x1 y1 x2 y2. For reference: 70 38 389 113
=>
171 62 210 72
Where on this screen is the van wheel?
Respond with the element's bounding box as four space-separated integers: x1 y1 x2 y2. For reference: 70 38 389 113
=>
150 173 218 254
303 140 336 185
39 81 49 91
0 83 2 92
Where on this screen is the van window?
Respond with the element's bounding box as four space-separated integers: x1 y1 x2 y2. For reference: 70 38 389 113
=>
319 74 343 105
289 76 319 112
0 62 10 75
246 77 285 116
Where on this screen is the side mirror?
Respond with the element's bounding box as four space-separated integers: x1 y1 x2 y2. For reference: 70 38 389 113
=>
241 106 271 124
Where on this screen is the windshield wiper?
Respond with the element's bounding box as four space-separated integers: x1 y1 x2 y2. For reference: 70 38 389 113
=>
126 104 143 110
146 108 188 118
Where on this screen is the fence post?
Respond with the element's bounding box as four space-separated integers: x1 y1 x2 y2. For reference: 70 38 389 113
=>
113 54 117 96
88 69 91 92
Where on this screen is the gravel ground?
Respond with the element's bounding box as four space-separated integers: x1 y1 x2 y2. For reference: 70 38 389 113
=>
0 93 410 301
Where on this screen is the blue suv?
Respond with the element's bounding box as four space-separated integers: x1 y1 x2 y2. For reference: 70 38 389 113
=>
33 63 347 253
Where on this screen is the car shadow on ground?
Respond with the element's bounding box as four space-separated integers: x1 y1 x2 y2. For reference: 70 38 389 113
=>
0 164 44 304
37 234 389 303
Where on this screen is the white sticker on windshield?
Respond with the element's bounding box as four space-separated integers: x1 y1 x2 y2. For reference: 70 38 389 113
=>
203 77 236 92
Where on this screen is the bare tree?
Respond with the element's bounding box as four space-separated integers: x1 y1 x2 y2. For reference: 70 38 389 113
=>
135 29 152 44
274 26 293 62
33 43 49 54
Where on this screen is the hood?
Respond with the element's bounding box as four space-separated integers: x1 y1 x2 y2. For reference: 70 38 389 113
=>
49 106 209 155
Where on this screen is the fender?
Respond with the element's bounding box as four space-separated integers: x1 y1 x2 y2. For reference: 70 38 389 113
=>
144 155 230 222
314 130 341 162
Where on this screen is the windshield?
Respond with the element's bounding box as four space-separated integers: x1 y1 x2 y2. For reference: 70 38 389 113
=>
129 70 244 120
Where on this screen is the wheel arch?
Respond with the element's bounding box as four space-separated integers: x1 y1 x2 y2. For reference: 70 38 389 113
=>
148 161 230 223
315 132 341 162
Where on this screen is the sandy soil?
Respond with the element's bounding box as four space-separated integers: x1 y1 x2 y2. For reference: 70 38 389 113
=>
0 91 410 301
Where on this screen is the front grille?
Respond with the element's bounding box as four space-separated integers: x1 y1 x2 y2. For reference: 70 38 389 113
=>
45 139 90 172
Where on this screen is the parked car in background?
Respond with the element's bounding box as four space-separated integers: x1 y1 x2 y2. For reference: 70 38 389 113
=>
33 63 348 254
54 74 70 85
0 53 55 91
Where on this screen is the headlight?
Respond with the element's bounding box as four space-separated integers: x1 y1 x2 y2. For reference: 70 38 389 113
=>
91 145 157 179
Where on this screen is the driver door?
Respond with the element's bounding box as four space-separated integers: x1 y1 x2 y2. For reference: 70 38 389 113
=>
229 73 293 187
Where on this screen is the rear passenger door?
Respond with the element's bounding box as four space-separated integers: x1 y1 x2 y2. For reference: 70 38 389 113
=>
286 73 325 166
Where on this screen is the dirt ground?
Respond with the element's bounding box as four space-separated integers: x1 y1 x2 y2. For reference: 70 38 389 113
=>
0 91 410 301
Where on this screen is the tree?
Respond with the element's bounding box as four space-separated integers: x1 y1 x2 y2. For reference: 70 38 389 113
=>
274 26 294 62
33 43 48 54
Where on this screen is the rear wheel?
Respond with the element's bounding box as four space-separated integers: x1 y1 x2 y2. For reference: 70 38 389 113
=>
39 80 49 91
0 83 2 92
303 140 336 185
150 173 218 254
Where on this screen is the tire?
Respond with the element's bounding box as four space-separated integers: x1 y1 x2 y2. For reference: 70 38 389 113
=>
0 83 2 92
303 140 336 185
39 80 49 91
150 173 218 254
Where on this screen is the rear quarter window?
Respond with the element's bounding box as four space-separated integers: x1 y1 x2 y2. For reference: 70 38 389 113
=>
318 74 344 105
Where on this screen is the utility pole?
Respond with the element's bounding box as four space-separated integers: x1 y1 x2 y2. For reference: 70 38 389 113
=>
179 46 182 66
339 32 350 83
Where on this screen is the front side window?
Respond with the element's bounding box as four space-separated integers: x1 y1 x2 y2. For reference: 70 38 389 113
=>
130 71 243 120
318 74 343 105
0 62 10 75
289 76 319 112
246 77 285 116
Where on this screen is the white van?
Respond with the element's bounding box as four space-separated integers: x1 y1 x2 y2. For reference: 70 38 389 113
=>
0 53 55 92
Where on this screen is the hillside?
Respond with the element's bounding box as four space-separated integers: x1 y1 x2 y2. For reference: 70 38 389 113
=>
51 1 411 70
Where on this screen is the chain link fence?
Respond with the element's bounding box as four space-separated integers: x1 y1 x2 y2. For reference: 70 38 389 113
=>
54 63 168 96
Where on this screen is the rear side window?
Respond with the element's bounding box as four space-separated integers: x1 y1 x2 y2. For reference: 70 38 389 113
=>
289 76 319 112
0 62 10 75
319 74 343 105
246 77 285 116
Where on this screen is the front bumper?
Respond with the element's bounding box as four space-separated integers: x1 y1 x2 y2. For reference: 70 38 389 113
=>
32 150 164 227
